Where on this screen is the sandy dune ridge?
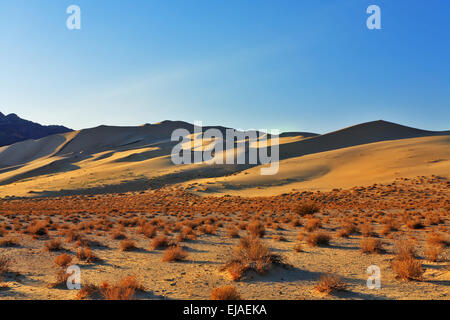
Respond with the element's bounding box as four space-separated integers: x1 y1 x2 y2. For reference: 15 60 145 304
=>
0 119 448 198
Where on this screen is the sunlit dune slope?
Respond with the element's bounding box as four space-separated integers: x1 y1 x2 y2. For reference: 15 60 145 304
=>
0 120 447 197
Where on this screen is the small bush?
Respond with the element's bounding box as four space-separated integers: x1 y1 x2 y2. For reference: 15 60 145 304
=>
360 238 383 254
0 237 20 248
392 257 424 281
45 239 63 252
162 246 189 262
54 253 73 267
315 274 347 294
305 218 321 232
306 232 330 246
247 221 265 238
0 255 10 275
120 240 137 251
210 286 241 300
295 202 320 216
151 236 171 250
77 247 99 263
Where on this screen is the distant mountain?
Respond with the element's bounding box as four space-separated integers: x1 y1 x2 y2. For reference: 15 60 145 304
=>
0 112 72 147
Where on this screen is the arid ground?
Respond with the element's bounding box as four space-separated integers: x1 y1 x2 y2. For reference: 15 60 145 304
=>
0 175 448 300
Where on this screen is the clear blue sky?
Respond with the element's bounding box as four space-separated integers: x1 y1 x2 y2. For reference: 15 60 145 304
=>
0 0 449 133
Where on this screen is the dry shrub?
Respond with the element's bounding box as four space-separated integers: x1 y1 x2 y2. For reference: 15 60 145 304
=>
0 255 10 275
221 236 283 281
426 232 449 247
48 269 70 288
210 286 241 300
0 237 20 248
26 221 49 239
162 246 189 262
120 240 137 251
54 253 73 267
247 221 265 238
77 247 99 263
65 230 81 243
425 244 445 262
360 223 375 237
305 218 321 232
76 284 100 300
151 235 171 250
293 243 303 252
227 227 240 238
360 238 383 254
101 276 144 300
306 232 330 247
111 231 127 240
137 223 156 239
406 219 424 230
392 240 423 281
336 229 350 238
315 274 347 294
295 202 320 216
45 239 63 252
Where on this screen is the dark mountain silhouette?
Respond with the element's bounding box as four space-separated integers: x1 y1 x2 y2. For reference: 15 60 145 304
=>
0 112 72 147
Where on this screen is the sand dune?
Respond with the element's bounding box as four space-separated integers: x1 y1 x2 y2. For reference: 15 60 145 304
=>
0 120 448 198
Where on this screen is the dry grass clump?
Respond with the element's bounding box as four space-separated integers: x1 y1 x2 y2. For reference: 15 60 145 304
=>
425 244 445 262
54 253 73 267
111 231 127 240
305 218 321 232
101 276 144 300
151 235 171 250
359 223 375 237
76 284 100 300
26 220 49 239
220 236 283 281
360 238 383 254
77 247 100 263
210 286 241 300
406 219 424 230
48 269 70 288
391 240 424 281
293 243 303 252
246 221 265 238
0 255 10 275
295 202 320 216
45 239 63 252
119 240 138 251
306 231 330 247
315 274 347 294
0 237 20 248
227 227 240 238
137 223 157 239
162 246 189 262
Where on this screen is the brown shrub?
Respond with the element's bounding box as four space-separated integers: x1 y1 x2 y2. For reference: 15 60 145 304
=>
425 243 445 262
305 218 321 232
210 286 241 300
0 237 20 248
227 227 240 238
162 246 189 262
77 247 99 263
221 236 283 281
54 253 73 267
360 238 383 254
315 274 347 294
151 236 171 250
295 202 320 216
246 221 265 238
100 276 144 300
392 257 424 281
293 243 303 252
137 223 156 239
0 255 10 275
26 221 49 239
45 239 63 252
306 232 330 247
119 240 137 251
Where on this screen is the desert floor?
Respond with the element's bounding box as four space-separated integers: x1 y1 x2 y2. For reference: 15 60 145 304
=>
0 175 448 300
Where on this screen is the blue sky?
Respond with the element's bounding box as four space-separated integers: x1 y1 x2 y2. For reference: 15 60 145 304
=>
0 0 449 133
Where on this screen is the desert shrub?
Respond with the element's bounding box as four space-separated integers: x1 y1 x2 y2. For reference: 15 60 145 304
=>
295 202 320 216
227 227 240 238
162 246 189 262
306 232 330 246
137 223 156 239
54 253 73 267
0 237 20 248
425 244 445 262
26 220 49 239
220 236 283 281
100 276 144 300
391 240 423 281
48 269 70 288
76 284 100 300
360 238 383 254
360 223 375 237
305 218 321 232
151 236 171 250
315 274 347 294
210 286 241 300
293 243 303 252
406 219 424 229
77 247 99 263
119 240 137 251
246 221 265 238
111 231 127 240
426 232 449 247
0 255 10 275
45 239 63 252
